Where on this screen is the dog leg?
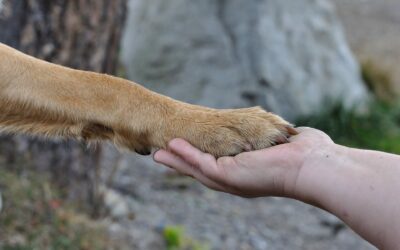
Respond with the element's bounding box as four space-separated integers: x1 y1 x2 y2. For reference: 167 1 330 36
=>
0 43 293 157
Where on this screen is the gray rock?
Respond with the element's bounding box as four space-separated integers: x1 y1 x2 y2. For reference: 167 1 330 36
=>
102 187 132 219
121 0 369 120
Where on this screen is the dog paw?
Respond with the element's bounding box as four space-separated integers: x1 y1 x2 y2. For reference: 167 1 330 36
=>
163 106 295 157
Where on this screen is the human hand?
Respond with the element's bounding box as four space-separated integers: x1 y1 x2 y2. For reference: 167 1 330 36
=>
153 127 334 198
154 127 400 249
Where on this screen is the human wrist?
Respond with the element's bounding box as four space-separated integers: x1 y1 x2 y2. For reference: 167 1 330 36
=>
291 142 352 207
294 143 400 249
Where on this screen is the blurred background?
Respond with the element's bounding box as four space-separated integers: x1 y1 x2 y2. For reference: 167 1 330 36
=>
0 0 398 249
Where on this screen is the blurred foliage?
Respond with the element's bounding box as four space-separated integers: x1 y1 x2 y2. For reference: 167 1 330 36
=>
0 168 121 250
361 60 396 102
298 58 400 153
298 59 400 154
297 102 400 154
163 225 209 250
164 225 184 250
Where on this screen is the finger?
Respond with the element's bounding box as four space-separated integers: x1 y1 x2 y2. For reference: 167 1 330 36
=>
154 149 225 191
287 127 314 142
167 139 222 179
154 149 193 176
293 127 314 132
246 141 291 155
167 139 212 168
166 139 229 190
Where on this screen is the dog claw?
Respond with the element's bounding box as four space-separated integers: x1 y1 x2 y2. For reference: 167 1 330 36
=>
275 136 289 145
286 126 298 136
135 148 152 156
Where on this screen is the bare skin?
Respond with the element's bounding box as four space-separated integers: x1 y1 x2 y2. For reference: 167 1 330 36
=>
154 127 400 249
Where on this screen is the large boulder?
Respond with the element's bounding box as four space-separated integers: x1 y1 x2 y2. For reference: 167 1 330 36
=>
121 0 369 120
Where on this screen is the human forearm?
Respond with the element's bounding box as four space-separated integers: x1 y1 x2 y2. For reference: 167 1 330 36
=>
297 144 400 249
154 128 400 248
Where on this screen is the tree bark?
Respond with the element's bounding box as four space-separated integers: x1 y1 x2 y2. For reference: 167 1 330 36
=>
0 0 127 215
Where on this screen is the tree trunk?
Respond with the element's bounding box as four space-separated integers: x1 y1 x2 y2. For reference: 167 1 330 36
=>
0 0 127 215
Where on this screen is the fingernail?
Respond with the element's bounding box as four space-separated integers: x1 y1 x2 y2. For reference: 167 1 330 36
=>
153 149 163 162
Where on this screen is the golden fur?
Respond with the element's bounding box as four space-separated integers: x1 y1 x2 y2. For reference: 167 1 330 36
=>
0 43 294 157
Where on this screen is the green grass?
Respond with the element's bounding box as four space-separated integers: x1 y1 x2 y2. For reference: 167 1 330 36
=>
0 169 121 250
296 102 400 154
163 225 209 250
